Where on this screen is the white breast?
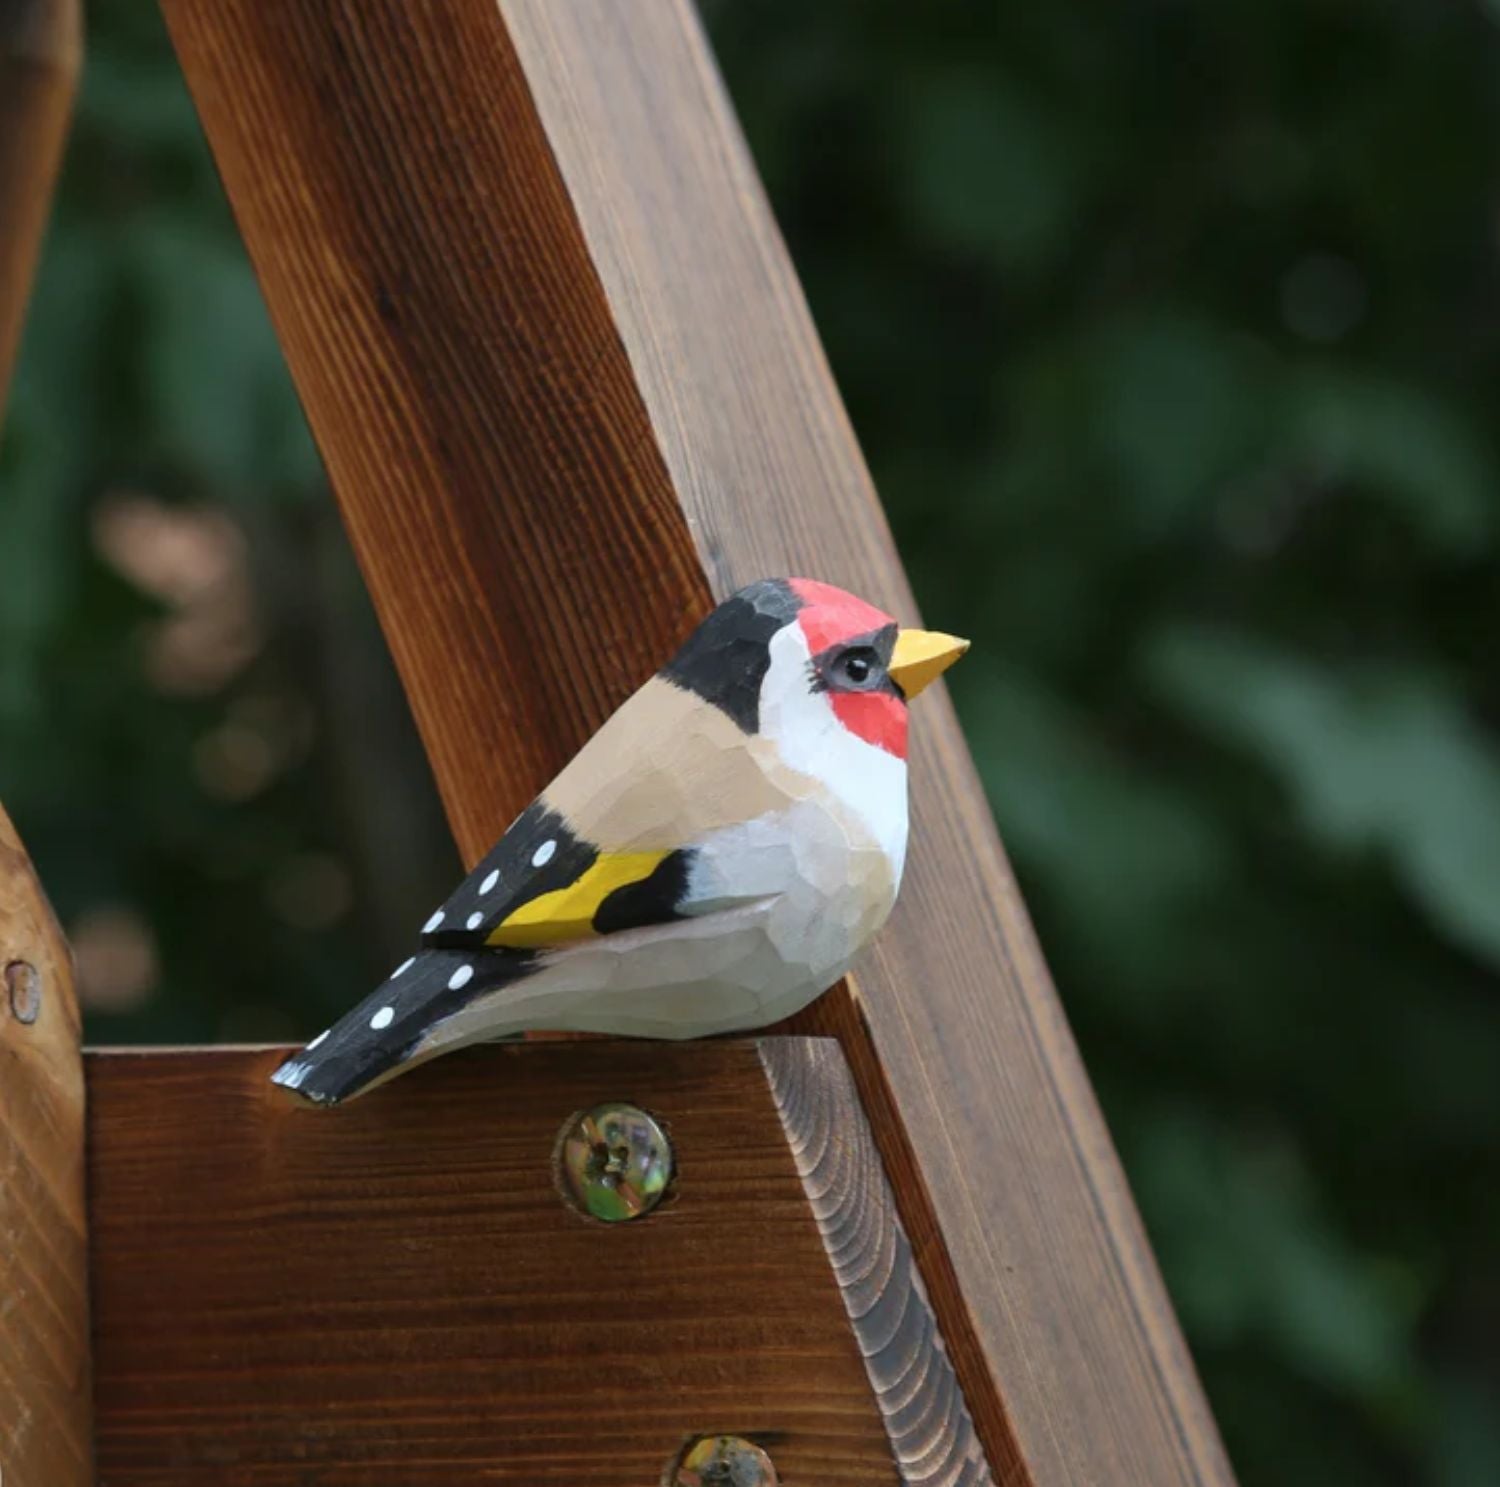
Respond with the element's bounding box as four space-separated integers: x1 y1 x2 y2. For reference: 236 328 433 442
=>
684 796 897 974
755 621 910 882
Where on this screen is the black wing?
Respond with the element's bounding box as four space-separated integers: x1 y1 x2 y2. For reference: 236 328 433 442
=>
420 799 691 951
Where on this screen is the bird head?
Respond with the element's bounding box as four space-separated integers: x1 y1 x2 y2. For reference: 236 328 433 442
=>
779 577 968 759
662 578 968 764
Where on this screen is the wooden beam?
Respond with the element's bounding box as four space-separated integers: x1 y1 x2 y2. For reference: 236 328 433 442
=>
157 2 1235 1482
0 0 80 413
762 1038 990 1487
89 1038 981 1485
0 806 92 1487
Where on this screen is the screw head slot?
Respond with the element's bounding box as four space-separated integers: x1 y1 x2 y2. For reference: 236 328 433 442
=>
5 961 41 1025
669 1435 779 1486
557 1102 672 1222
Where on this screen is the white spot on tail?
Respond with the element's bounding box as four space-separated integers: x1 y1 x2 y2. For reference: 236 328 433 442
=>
447 964 474 991
423 910 445 933
393 956 415 978
307 1029 329 1050
272 1060 309 1090
370 1006 395 1030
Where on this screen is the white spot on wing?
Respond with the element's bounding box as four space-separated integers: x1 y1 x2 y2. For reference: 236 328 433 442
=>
531 839 556 867
466 911 483 930
447 964 474 991
480 869 500 894
307 1029 329 1050
370 1006 395 1030
393 956 415 977
423 910 445 933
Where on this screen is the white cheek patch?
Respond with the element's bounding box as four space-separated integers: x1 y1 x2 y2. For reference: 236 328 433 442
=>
758 624 909 878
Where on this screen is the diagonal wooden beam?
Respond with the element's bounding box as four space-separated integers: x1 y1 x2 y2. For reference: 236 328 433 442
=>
157 2 1235 1481
0 0 80 415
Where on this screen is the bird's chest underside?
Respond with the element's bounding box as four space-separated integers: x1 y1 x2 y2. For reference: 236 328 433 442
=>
687 797 900 968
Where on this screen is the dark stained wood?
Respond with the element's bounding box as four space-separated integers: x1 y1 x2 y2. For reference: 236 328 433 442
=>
0 0 80 413
88 1038 902 1485
160 0 713 863
761 1038 991 1487
0 806 92 1487
158 2 1235 1482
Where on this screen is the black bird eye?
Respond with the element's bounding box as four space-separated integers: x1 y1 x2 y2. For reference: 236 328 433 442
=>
833 646 882 690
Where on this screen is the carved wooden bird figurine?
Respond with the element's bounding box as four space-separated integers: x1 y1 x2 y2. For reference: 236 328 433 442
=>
272 578 967 1105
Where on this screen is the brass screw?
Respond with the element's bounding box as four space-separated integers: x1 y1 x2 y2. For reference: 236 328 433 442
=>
670 1436 779 1487
557 1102 672 1222
5 961 41 1025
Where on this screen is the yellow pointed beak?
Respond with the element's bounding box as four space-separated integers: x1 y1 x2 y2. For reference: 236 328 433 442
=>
889 628 970 699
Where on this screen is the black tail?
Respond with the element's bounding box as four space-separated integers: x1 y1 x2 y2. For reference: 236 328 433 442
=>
270 948 535 1106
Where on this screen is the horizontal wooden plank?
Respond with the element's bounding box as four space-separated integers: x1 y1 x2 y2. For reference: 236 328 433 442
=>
88 1039 922 1485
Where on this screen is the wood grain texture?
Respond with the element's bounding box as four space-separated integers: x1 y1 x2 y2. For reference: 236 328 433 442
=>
0 0 80 413
0 806 92 1487
761 1038 991 1487
160 0 713 863
157 2 1235 1482
88 1038 902 1485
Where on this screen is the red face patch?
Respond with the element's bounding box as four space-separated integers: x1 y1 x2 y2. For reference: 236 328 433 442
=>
831 691 909 759
789 578 897 655
790 579 908 759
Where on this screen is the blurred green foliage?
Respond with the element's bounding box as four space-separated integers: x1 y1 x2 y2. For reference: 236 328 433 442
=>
2 3 1498 1483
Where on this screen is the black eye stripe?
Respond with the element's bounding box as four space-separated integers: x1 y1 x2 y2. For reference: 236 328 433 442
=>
835 647 880 687
812 623 897 666
809 624 902 698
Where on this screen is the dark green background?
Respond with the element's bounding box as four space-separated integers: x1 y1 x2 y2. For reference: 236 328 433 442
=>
3 3 1498 1482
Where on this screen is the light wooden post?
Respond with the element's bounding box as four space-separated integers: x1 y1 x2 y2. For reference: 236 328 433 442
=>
0 808 92 1487
126 1 1237 1481
0 9 90 1481
0 0 80 411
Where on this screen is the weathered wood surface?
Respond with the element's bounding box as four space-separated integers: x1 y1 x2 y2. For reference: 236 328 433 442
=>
158 1 1235 1481
0 0 80 412
89 1038 911 1485
0 806 92 1487
762 1038 991 1487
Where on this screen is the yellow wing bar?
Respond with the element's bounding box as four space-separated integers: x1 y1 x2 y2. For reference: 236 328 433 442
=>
486 851 669 950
